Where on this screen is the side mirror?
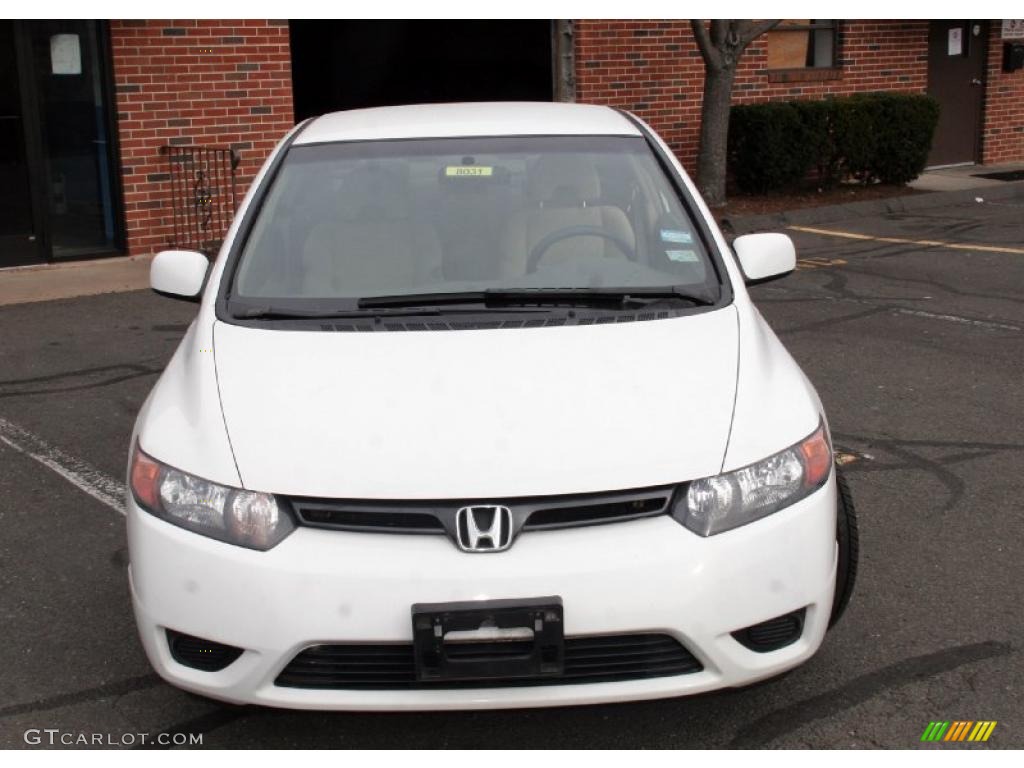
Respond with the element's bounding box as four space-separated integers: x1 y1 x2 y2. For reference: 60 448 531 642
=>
151 250 209 302
733 233 796 285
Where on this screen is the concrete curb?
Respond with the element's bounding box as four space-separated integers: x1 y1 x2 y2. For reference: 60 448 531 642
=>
722 179 1024 235
0 253 154 306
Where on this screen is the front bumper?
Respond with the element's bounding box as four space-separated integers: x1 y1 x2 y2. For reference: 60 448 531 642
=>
127 477 837 711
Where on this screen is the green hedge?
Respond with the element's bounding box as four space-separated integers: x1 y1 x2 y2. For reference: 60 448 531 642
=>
728 92 940 193
728 102 815 194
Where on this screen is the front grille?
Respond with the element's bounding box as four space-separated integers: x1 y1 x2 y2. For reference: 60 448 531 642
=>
287 486 674 545
522 497 667 530
297 506 445 533
275 633 702 690
166 629 243 672
731 608 806 652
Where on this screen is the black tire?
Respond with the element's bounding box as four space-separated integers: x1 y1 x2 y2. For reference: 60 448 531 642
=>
829 466 859 628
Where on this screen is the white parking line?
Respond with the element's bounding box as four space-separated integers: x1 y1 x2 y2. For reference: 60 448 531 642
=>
0 417 126 516
894 308 1021 332
788 224 1024 255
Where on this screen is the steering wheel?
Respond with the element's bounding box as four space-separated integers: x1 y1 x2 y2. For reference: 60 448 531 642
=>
526 225 637 274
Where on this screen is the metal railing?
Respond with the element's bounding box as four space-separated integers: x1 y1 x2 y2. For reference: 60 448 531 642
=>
161 145 240 256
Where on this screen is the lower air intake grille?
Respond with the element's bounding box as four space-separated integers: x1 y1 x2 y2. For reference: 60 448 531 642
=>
166 629 244 672
731 608 806 652
275 633 702 690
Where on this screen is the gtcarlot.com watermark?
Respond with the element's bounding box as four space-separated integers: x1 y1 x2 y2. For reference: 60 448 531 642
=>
24 729 203 747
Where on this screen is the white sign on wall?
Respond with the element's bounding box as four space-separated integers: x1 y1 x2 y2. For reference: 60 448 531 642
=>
1003 19 1024 39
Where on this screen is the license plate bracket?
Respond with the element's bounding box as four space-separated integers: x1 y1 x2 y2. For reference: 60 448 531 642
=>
411 597 564 682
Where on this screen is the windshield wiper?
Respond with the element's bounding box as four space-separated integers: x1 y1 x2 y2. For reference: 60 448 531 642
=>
358 286 716 310
488 287 717 308
357 291 492 309
234 306 442 320
233 303 549 321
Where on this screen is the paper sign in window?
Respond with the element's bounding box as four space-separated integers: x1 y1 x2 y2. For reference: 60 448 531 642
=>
948 27 963 57
444 166 493 177
50 34 82 75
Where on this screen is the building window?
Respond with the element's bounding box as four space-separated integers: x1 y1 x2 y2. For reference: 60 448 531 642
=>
767 20 838 70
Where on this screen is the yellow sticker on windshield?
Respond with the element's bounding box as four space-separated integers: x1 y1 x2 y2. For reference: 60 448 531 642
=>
444 166 493 177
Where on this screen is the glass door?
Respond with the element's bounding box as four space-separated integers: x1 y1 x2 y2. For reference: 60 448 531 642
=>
25 20 120 258
0 21 41 266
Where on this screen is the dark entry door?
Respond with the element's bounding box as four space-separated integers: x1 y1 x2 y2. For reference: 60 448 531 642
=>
926 20 988 167
25 20 121 259
0 21 41 266
289 20 553 121
0 21 121 268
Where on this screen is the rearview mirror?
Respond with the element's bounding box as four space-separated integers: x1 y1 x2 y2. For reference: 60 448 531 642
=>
151 250 209 302
733 233 796 285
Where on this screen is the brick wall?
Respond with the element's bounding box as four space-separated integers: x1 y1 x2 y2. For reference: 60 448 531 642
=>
575 20 929 172
110 19 294 255
981 23 1024 163
104 18 1023 258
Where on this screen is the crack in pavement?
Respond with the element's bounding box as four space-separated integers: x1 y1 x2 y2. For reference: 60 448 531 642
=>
782 226 1024 307
758 268 1023 335
151 324 189 333
868 271 1024 308
141 706 250 750
869 441 965 511
0 674 162 720
0 363 161 387
775 306 891 336
0 363 163 400
809 249 1024 307
728 641 1015 748
833 432 1024 510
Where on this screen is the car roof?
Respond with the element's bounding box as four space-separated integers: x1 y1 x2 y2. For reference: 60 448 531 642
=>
294 102 642 145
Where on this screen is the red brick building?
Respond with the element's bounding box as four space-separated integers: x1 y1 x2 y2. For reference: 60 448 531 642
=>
109 20 294 257
2 19 1022 266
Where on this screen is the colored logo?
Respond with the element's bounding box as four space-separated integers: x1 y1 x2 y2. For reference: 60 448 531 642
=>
920 721 997 742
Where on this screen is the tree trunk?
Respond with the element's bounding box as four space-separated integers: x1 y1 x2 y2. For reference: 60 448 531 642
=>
690 20 779 207
696 64 736 208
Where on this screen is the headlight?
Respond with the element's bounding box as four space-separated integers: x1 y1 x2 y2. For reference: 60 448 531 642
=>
672 422 832 537
129 445 294 550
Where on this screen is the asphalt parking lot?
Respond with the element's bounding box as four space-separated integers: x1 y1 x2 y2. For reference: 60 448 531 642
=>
1 197 1022 749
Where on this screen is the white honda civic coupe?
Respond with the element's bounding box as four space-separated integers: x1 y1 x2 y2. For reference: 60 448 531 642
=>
128 102 858 711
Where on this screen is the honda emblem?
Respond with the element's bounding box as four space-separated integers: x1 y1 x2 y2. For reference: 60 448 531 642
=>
455 505 513 552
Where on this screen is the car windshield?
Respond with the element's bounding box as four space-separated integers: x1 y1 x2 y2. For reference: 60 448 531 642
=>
231 135 721 308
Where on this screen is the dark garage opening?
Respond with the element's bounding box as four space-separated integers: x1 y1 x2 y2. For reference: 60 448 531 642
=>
289 20 554 121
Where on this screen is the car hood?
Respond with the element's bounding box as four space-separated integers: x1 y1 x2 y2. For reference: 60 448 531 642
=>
214 308 739 498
